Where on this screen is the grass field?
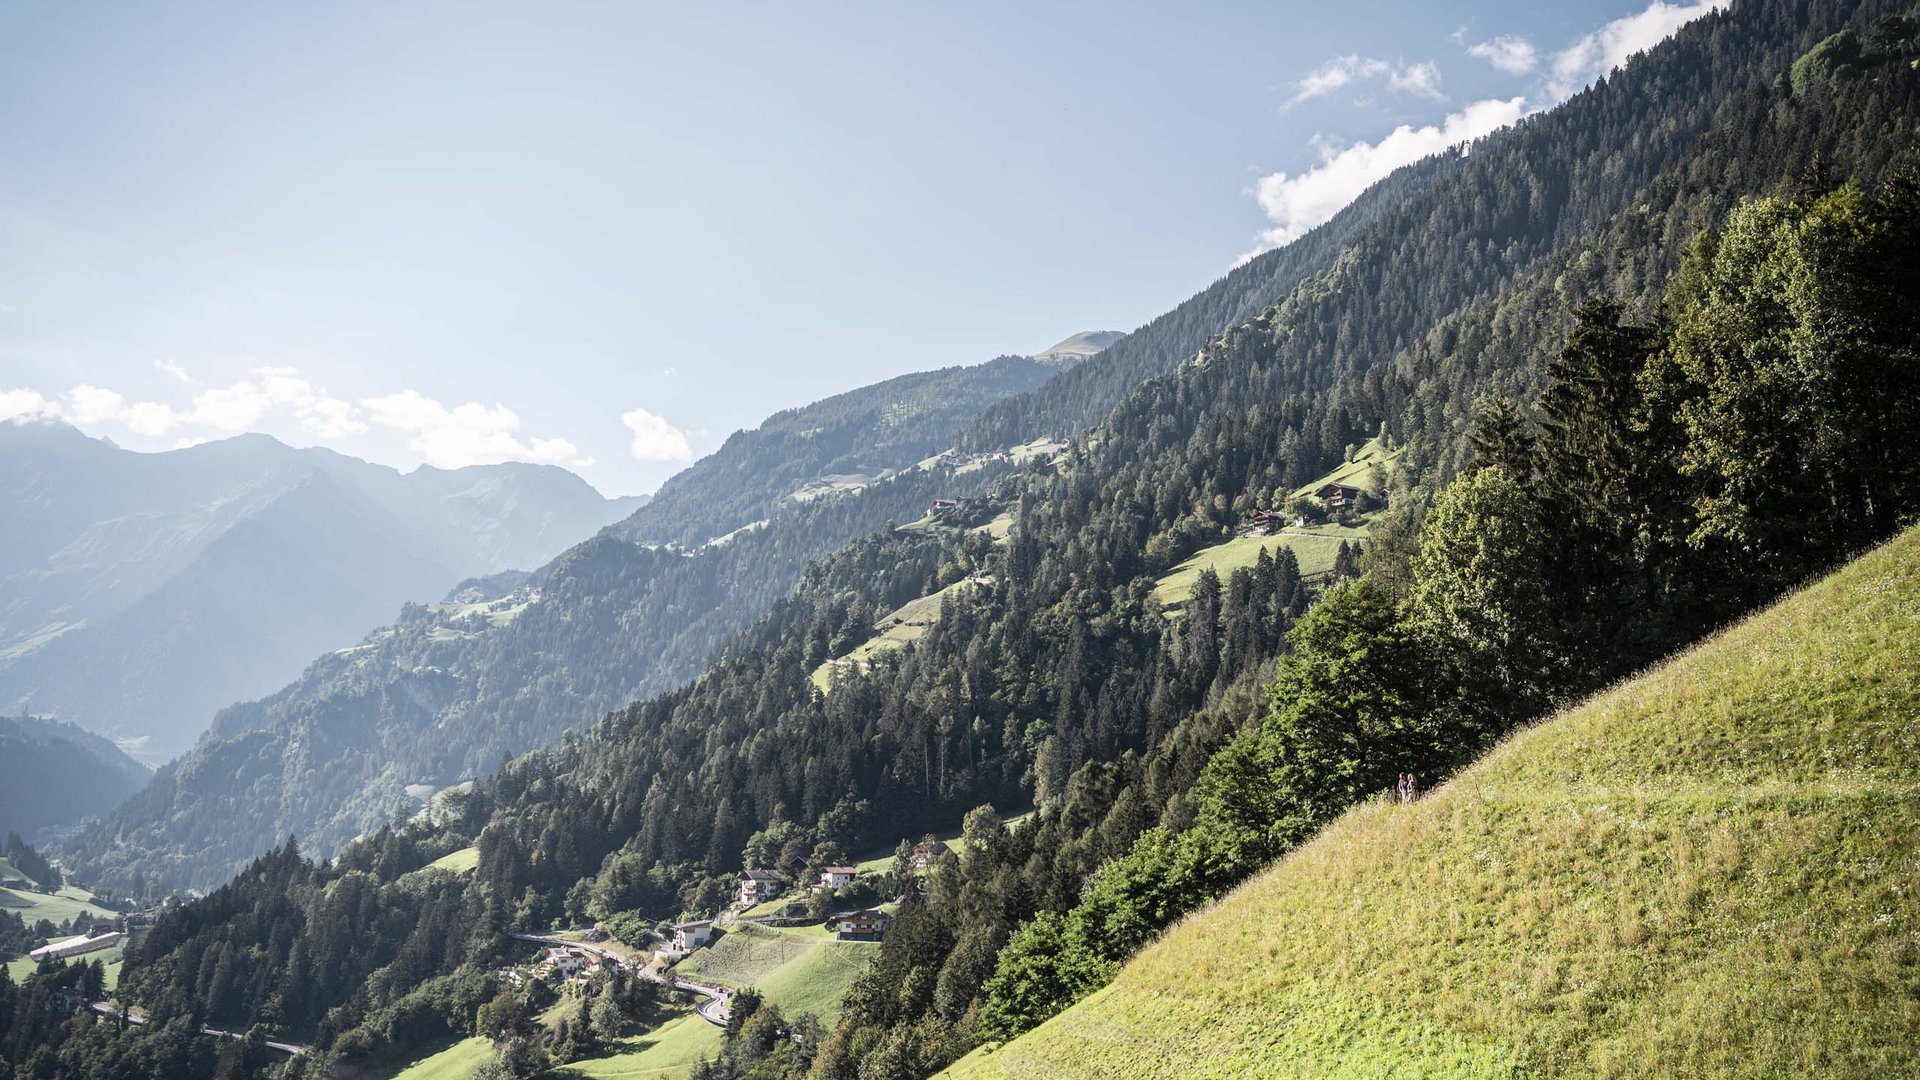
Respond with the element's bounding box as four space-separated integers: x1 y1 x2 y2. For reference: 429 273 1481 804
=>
1291 434 1399 497
7 944 127 992
0 882 117 928
672 923 875 1027
674 923 815 987
1152 532 1347 609
381 1036 496 1080
426 846 479 873
810 578 987 691
952 524 1920 1078
553 1009 722 1079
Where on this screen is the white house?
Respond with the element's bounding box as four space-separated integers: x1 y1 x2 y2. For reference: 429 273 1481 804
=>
818 866 857 890
674 919 715 951
543 946 595 977
739 868 788 906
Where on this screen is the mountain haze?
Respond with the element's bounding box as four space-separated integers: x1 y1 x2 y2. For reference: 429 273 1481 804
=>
0 420 640 759
0 714 150 837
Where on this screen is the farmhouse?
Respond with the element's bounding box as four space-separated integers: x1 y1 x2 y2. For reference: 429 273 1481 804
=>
739 868 788 905
818 865 857 890
541 945 597 978
1313 482 1369 509
833 908 891 942
910 838 951 869
29 930 122 963
674 919 715 951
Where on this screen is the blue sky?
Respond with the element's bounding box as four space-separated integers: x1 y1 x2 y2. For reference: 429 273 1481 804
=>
0 1 1717 495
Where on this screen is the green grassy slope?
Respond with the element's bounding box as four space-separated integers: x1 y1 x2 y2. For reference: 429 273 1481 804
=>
557 1009 722 1079
1153 533 1346 609
0 881 116 928
810 578 987 691
672 922 875 1025
1291 435 1399 497
950 525 1920 1078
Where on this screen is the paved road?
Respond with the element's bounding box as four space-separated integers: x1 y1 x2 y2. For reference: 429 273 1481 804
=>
509 932 732 1027
88 1002 308 1055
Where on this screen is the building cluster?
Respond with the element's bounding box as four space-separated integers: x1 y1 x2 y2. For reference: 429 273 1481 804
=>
535 944 605 983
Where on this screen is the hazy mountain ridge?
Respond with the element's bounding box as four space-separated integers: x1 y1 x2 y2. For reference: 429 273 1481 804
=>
613 353 1064 548
0 422 639 759
0 713 150 838
59 351 1072 889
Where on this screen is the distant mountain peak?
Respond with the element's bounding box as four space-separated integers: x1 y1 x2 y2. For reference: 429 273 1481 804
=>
1031 330 1125 364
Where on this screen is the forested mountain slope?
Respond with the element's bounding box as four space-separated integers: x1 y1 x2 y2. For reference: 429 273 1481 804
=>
61 352 1116 891
18 4 1918 1079
55 80 1471 889
0 714 150 837
950 523 1920 1079
617 354 1062 548
0 422 637 759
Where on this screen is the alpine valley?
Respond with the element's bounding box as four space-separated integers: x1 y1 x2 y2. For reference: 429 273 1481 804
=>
4 2 1920 1079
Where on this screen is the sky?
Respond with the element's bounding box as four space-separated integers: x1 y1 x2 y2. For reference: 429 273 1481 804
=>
0 1 1719 496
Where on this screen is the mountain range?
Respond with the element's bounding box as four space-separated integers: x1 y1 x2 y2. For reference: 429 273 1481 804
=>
0 419 642 762
9 3 1920 1079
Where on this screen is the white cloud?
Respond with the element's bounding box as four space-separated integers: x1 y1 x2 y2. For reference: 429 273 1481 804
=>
1388 61 1445 100
254 366 368 437
1242 3 1723 260
304 395 366 439
57 384 184 436
1285 55 1444 109
1245 96 1527 258
621 406 694 463
190 381 272 432
0 388 55 422
118 401 185 437
63 384 126 425
153 360 194 383
1468 34 1539 75
362 389 593 470
1547 1 1721 100
8 366 596 474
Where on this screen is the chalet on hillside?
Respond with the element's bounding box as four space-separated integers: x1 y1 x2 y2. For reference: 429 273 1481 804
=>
833 908 891 942
910 838 952 870
1314 482 1370 509
674 919 715 951
739 868 788 906
540 945 598 978
818 865 857 890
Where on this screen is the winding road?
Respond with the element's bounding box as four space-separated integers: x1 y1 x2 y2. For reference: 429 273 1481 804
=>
87 1002 309 1056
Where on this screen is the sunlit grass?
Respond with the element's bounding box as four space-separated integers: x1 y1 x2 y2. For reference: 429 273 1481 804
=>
950 525 1920 1078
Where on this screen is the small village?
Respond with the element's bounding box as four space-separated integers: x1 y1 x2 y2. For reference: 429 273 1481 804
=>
493 831 959 1042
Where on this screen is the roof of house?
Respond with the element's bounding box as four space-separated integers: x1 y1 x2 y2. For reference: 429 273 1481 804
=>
675 919 714 929
834 907 890 921
742 868 788 881
823 865 857 875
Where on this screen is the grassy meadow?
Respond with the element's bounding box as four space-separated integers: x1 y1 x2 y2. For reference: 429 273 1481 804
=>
809 578 986 691
950 525 1920 1078
673 923 875 1025
1152 532 1347 610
